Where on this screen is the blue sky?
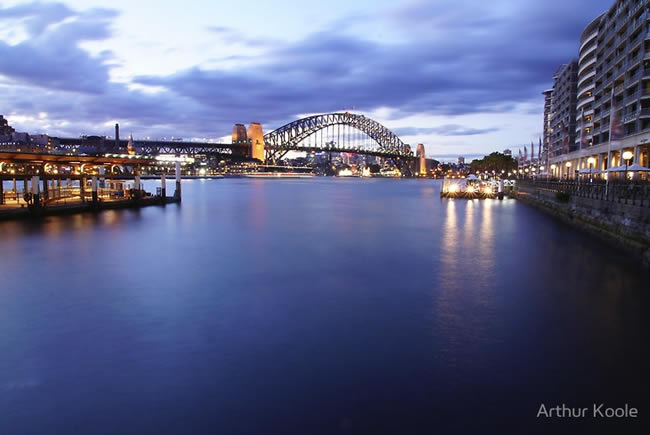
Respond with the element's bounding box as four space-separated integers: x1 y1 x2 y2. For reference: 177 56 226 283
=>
0 0 614 160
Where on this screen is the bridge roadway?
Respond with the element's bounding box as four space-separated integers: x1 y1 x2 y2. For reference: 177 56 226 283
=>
51 137 414 161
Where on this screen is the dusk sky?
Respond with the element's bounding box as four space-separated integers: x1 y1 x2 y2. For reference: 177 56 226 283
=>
0 0 614 160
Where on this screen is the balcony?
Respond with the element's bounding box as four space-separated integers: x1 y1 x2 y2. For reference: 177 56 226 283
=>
614 84 625 94
627 69 642 84
623 90 640 104
623 111 639 123
640 108 650 118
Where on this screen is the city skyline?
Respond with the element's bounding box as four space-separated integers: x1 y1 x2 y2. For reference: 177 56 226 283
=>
0 0 613 159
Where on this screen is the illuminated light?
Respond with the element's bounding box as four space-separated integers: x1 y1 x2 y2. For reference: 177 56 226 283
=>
565 161 572 167
448 184 459 193
338 168 354 176
466 185 475 193
587 157 596 166
199 168 207 176
622 151 634 161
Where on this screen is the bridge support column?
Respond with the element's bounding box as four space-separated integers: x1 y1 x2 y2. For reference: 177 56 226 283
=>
23 179 28 203
13 178 17 203
80 177 86 202
92 176 98 205
174 160 181 201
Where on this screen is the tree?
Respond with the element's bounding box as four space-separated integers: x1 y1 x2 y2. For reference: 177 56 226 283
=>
470 152 517 174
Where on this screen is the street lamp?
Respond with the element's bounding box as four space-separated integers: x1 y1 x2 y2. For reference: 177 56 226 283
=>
587 156 596 182
550 164 556 179
565 161 572 179
623 150 633 180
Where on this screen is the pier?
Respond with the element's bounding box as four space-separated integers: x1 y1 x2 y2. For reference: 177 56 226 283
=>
0 151 182 220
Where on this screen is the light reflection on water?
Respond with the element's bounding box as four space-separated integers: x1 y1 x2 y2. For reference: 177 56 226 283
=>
0 178 649 434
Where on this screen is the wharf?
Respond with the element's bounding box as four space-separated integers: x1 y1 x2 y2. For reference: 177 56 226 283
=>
0 195 179 221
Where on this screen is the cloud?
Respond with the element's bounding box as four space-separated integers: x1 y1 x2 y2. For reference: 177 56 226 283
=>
0 0 616 147
135 0 614 128
0 2 118 93
394 125 500 137
206 25 272 47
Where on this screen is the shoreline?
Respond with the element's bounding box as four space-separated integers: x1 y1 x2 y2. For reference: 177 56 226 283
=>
513 187 650 268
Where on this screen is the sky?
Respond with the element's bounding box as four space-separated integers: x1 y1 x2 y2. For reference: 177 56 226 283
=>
0 0 614 160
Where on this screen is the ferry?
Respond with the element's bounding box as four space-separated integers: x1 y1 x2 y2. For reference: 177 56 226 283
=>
440 176 505 199
379 168 401 177
242 172 314 179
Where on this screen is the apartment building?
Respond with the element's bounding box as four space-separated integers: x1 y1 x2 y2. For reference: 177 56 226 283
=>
547 0 650 178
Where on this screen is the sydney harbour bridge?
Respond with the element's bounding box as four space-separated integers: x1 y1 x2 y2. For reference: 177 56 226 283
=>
50 113 427 176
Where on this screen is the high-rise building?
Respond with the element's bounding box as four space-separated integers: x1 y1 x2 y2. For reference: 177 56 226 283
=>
546 0 650 178
542 89 554 163
458 156 465 165
550 61 578 159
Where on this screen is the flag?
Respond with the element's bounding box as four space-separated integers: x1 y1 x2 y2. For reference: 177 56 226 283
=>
561 121 569 154
530 141 535 162
610 93 622 144
524 145 528 162
519 149 522 164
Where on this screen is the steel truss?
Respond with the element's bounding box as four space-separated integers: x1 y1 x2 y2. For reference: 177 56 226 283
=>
263 113 414 163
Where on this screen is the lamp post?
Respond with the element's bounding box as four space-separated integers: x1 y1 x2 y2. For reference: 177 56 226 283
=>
550 164 557 180
565 161 572 180
622 150 633 181
587 156 596 183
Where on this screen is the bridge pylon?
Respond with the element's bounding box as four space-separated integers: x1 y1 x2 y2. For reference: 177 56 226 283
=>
247 123 265 161
416 144 427 176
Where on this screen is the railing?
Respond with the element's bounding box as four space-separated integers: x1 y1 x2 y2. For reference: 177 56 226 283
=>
519 179 650 207
623 111 639 122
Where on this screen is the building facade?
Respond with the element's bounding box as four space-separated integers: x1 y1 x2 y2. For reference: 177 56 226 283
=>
550 62 578 162
542 89 554 164
547 0 650 178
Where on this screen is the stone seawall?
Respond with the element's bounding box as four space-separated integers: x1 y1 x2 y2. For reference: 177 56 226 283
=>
514 184 650 267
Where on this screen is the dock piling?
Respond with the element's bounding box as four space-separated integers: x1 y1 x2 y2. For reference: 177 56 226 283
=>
92 176 98 204
174 160 181 201
31 176 40 207
161 174 167 200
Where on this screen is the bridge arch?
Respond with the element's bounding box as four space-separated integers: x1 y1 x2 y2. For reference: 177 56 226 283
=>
263 113 413 162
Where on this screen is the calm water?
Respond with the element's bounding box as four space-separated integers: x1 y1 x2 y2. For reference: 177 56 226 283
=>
1 178 648 434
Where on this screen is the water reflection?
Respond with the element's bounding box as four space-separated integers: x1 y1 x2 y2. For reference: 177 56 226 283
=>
1 179 649 435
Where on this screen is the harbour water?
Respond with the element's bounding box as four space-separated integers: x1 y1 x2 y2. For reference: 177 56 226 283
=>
1 178 648 434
